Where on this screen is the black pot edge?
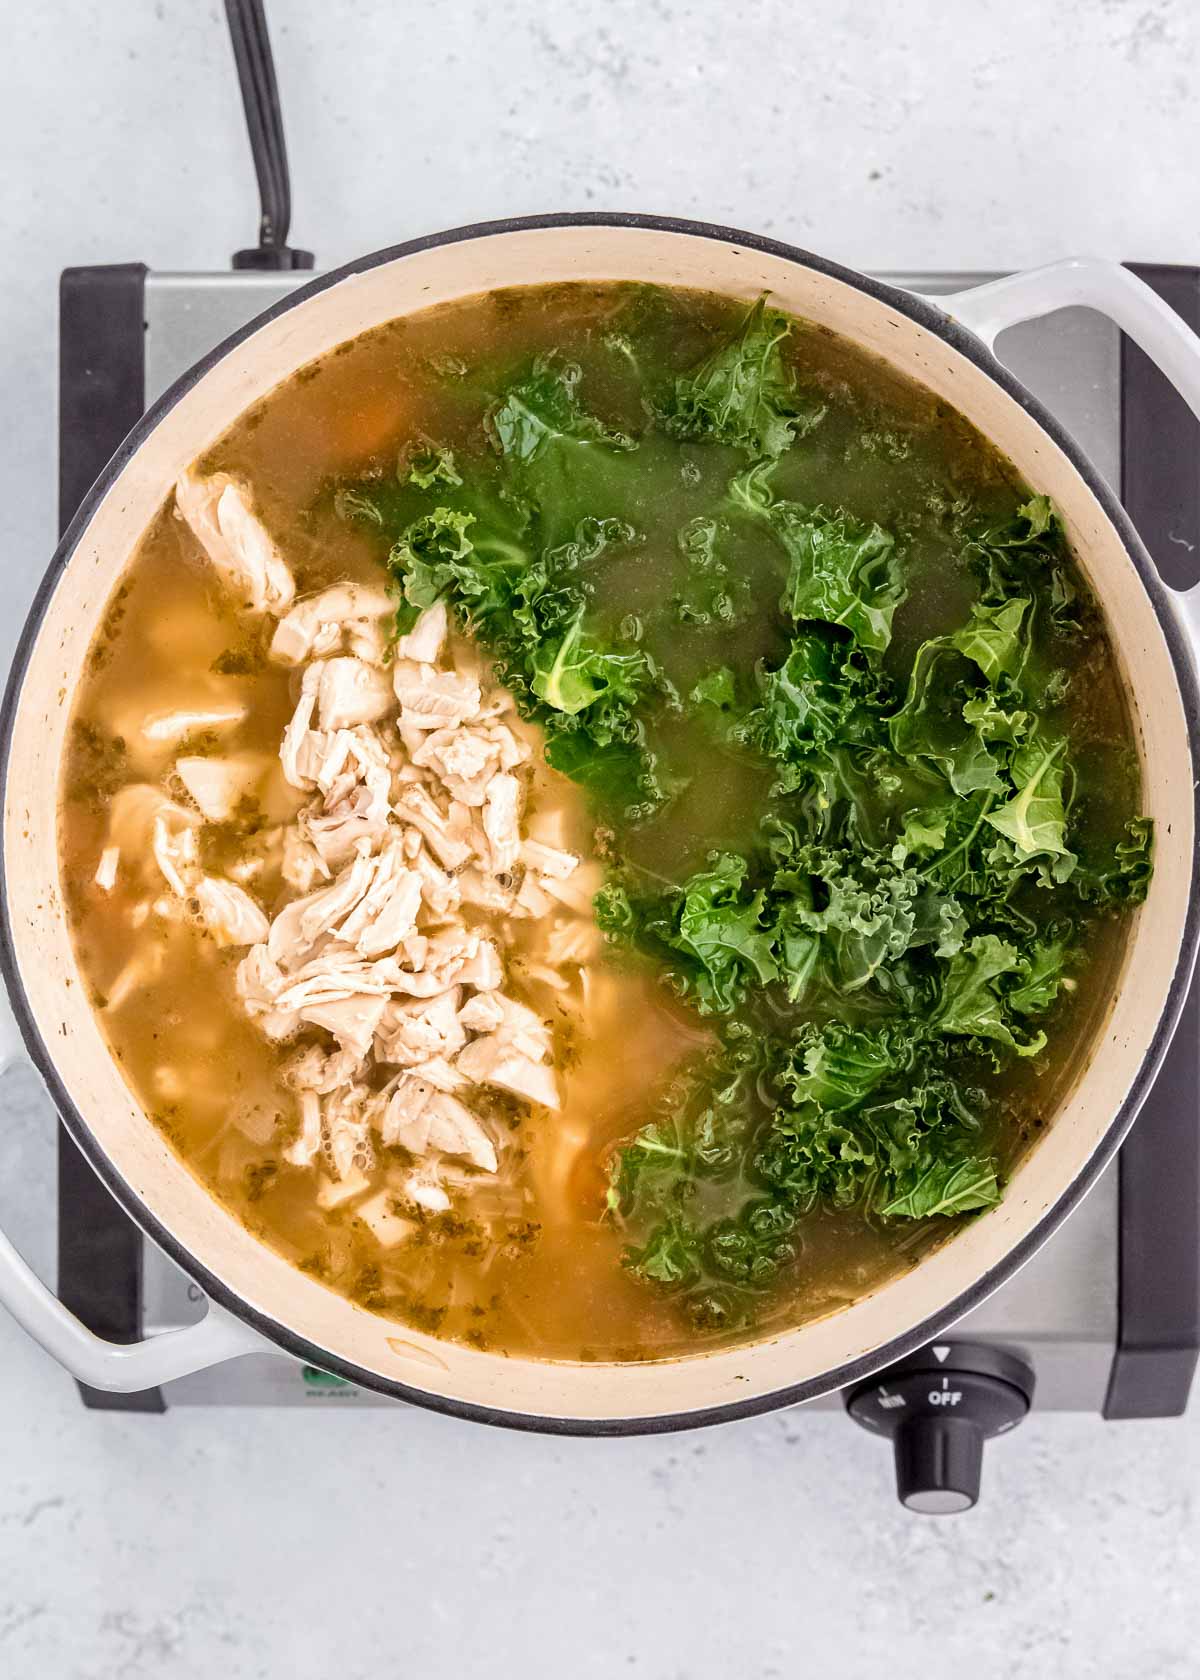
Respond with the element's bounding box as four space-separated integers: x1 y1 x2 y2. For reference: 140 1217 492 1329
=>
4 210 1198 1436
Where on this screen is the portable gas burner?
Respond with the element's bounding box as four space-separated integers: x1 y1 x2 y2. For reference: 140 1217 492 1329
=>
46 2 1200 1513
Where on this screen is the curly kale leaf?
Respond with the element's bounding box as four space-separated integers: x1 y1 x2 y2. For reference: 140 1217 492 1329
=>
672 854 781 1008
730 464 906 655
984 735 1075 868
600 854 781 1015
1007 938 1068 1015
877 1156 1000 1219
407 445 463 488
740 630 881 763
755 1039 998 1222
934 934 1047 1057
487 354 635 464
626 1213 704 1286
770 844 927 996
388 501 544 640
970 494 1080 632
608 1042 754 1207
952 595 1031 685
754 1110 877 1213
776 1020 916 1110
541 731 663 818
1071 816 1154 906
707 1199 799 1285
661 296 824 459
889 644 1006 796
531 608 653 717
777 508 904 652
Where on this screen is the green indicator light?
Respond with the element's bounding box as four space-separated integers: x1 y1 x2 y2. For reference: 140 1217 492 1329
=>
301 1365 351 1389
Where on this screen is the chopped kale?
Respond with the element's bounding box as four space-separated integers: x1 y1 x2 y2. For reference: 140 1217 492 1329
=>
332 291 1151 1325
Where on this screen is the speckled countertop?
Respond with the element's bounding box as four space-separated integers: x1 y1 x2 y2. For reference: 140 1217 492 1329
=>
1 3 1198 1674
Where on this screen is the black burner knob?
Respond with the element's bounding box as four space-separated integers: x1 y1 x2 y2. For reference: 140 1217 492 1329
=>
846 1344 1034 1514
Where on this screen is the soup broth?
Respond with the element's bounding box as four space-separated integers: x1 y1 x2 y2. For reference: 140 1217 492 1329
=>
59 282 1149 1361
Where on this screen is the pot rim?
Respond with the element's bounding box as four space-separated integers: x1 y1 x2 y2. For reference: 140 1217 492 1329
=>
5 211 1199 1435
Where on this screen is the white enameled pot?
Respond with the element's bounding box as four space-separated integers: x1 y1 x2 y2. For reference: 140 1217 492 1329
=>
2 217 1199 1432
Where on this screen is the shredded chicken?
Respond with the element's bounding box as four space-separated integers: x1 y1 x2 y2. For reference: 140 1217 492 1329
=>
141 703 248 745
315 658 395 730
392 660 482 731
482 772 522 875
194 877 270 947
174 470 295 614
231 587 607 1214
106 515 602 1240
176 753 265 822
396 599 448 665
269 583 395 666
456 991 561 1110
99 784 269 956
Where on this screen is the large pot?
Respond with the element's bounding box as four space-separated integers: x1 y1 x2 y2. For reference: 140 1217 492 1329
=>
2 215 1199 1432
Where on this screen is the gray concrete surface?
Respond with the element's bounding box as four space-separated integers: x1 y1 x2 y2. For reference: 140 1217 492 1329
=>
1 1 1198 1674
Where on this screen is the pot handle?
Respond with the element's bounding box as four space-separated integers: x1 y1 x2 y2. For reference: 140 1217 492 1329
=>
0 1014 267 1391
930 257 1200 639
933 257 1200 423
